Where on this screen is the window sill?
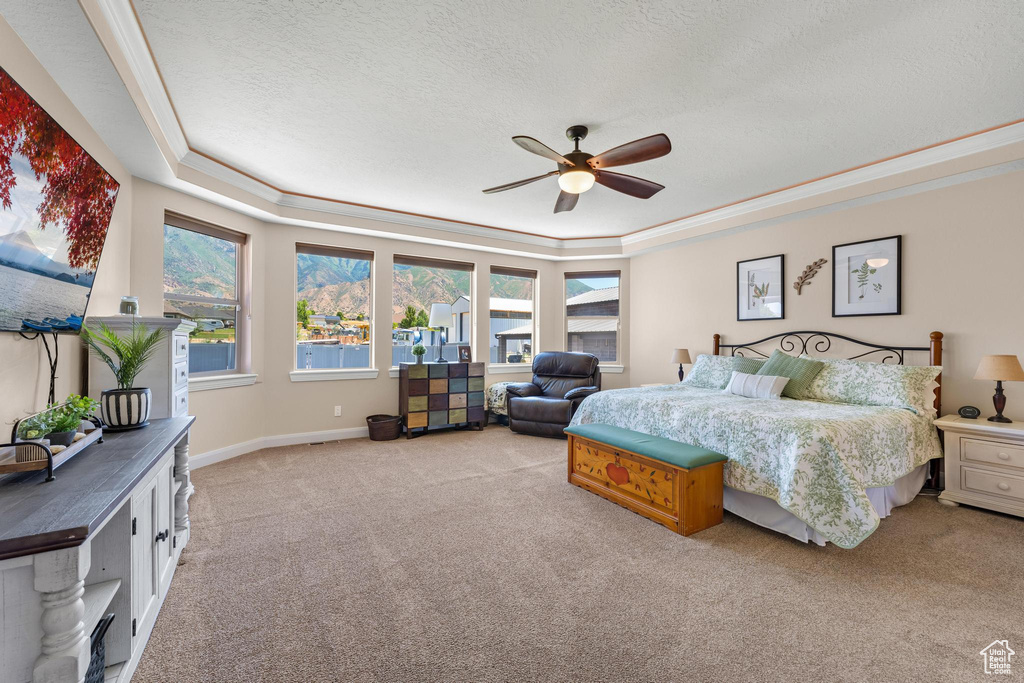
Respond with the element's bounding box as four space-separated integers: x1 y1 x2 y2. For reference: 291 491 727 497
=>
189 373 259 391
388 367 400 378
486 364 533 374
598 364 625 374
289 368 379 382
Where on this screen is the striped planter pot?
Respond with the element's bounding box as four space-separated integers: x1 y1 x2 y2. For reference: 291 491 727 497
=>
101 388 152 431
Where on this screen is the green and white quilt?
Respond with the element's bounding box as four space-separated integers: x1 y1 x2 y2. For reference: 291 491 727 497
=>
569 385 942 548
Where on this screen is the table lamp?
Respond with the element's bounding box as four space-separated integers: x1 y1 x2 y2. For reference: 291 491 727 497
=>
670 348 691 382
428 303 453 363
974 354 1024 423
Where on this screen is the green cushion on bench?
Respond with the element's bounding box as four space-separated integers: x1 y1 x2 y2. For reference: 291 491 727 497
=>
564 424 727 470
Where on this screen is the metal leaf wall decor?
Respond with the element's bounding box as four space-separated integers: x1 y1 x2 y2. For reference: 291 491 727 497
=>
793 258 827 294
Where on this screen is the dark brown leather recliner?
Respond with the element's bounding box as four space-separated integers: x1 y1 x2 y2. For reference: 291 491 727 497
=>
506 352 601 438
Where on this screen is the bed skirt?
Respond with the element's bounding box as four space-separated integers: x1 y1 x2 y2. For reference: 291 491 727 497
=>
723 463 928 546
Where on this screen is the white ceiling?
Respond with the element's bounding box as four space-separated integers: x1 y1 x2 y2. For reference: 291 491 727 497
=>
0 1 169 183
4 1 1023 242
129 0 1024 239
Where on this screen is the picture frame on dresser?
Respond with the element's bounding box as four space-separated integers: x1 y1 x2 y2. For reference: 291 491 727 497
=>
832 235 901 317
736 254 784 321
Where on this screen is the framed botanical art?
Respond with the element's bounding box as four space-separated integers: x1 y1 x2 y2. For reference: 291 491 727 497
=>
737 254 784 321
832 235 901 317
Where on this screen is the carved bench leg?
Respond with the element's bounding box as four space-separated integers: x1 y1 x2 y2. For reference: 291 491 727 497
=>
33 544 91 683
174 433 193 536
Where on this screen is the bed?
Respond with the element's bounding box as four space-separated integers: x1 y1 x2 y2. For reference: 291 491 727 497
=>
569 331 944 548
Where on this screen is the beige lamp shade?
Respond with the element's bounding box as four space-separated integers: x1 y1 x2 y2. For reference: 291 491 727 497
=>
974 355 1024 382
670 348 692 365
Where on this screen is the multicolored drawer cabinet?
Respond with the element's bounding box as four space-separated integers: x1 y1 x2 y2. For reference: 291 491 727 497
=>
399 362 486 438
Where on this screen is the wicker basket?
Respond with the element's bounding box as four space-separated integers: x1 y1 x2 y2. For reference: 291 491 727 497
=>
366 414 402 441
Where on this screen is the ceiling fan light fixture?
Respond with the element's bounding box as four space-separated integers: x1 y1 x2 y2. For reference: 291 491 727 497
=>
558 169 595 194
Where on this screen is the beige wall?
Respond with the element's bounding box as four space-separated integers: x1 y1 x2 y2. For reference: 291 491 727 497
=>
130 179 267 456
629 170 1024 418
128 179 629 455
0 16 132 428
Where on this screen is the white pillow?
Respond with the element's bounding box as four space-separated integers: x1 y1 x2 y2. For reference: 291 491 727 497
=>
723 371 789 400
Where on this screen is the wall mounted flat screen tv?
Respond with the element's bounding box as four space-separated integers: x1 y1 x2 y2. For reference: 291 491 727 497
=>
0 66 119 334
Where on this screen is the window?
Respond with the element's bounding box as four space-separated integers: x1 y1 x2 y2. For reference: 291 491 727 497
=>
489 266 536 364
295 244 373 370
163 215 247 375
565 270 620 363
392 255 473 366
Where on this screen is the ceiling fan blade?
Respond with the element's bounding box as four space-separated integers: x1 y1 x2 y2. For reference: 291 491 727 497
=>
588 133 671 169
595 170 665 199
513 136 574 166
482 171 558 194
554 190 579 213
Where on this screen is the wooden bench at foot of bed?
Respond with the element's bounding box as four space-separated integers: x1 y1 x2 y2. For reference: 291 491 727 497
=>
564 424 727 536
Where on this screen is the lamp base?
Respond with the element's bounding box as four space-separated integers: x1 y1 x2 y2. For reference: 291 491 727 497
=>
990 381 1010 423
435 332 448 363
677 364 685 382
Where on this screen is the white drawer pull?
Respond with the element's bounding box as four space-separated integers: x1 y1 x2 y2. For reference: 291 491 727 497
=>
998 482 1011 491
998 452 1010 460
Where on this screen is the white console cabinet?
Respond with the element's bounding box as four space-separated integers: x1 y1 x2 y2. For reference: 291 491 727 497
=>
0 419 194 683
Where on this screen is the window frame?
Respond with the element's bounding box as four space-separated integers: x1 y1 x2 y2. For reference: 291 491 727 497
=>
293 243 375 375
162 213 250 378
488 265 537 368
391 254 475 372
564 270 621 365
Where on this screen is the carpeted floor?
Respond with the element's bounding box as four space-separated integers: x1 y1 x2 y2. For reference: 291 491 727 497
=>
134 425 1024 682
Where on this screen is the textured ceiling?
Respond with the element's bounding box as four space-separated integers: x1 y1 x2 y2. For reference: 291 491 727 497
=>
129 0 1024 238
0 1 169 182
6 1 1023 241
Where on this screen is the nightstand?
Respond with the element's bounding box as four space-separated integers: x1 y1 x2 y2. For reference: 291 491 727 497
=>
934 415 1024 518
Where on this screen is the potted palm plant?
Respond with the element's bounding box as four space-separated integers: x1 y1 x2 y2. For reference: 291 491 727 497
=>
81 322 165 430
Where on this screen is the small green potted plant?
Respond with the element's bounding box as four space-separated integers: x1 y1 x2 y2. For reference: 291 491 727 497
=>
81 322 165 430
42 405 84 448
412 343 427 365
40 395 100 447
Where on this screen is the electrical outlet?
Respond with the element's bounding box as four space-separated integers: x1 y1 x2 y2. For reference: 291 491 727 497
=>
334 405 342 417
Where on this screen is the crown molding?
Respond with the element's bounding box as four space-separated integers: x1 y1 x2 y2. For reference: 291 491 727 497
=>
90 0 188 160
84 0 1024 258
621 120 1024 246
180 150 623 252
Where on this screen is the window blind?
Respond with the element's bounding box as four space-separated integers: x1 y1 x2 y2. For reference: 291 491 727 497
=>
296 243 374 261
564 270 620 280
165 212 247 244
394 254 474 271
490 265 537 279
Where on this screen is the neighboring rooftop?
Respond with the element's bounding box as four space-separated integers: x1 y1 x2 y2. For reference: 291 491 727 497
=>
566 287 619 307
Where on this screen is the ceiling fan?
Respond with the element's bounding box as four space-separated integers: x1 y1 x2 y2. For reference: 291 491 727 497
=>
482 125 671 213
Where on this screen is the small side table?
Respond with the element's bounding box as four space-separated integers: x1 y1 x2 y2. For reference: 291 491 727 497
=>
934 415 1024 518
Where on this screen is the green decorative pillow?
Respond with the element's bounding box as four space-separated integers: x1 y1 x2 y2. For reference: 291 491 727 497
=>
801 356 942 415
682 354 734 389
732 356 766 375
755 350 825 399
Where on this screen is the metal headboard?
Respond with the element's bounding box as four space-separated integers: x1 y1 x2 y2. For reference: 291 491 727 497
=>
712 330 943 414
713 330 944 490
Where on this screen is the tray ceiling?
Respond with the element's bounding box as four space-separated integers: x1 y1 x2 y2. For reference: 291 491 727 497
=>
128 0 1024 239
4 1 1023 243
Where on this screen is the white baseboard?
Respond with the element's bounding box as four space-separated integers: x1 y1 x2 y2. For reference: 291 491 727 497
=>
190 426 370 469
